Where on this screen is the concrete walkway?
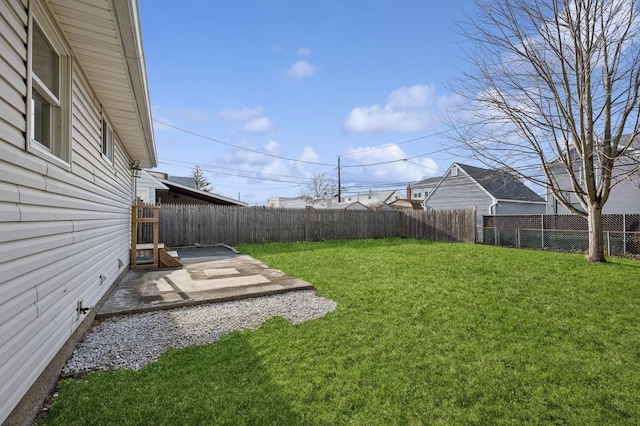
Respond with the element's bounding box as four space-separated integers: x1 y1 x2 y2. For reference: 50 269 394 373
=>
98 246 315 318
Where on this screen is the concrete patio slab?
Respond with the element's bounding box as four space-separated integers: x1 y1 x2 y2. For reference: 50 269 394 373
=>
97 245 315 318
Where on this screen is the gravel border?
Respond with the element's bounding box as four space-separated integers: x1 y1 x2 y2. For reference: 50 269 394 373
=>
62 290 336 376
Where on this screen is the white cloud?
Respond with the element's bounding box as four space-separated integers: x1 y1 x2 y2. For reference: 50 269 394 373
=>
224 140 280 167
343 144 439 183
217 106 273 134
217 107 263 121
224 141 315 179
297 47 312 56
264 140 280 152
285 61 315 80
296 147 319 172
298 146 319 162
343 84 458 133
240 117 273 134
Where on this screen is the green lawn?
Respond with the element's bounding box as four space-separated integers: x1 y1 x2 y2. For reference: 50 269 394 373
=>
44 239 640 425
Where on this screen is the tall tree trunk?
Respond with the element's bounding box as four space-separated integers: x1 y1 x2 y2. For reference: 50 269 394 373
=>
587 205 606 262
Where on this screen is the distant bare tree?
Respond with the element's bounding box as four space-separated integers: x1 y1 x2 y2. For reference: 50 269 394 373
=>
453 0 640 262
302 172 338 199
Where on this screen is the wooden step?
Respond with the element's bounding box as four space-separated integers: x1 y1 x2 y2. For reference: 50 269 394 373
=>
135 243 165 250
160 248 183 268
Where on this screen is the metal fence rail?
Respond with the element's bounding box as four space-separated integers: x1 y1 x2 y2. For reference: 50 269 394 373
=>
480 213 640 256
484 213 640 233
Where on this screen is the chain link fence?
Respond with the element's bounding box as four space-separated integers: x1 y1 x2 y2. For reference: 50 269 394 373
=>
481 214 640 256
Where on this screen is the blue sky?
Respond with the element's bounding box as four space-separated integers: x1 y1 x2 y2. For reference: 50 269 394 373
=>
139 0 477 205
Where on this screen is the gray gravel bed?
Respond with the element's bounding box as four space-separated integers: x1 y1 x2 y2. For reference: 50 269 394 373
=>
62 290 336 375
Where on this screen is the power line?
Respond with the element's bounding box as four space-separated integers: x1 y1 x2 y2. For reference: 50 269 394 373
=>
337 129 458 157
159 158 335 183
340 152 442 169
158 160 311 185
154 119 454 169
154 119 335 167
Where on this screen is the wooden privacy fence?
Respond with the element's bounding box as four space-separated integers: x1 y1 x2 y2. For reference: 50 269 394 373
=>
399 208 477 243
158 205 477 247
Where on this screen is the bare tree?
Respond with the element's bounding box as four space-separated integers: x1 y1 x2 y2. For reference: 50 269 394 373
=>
302 172 338 199
453 0 640 262
191 165 213 192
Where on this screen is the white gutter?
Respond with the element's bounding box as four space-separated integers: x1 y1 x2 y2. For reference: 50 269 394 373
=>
112 0 157 167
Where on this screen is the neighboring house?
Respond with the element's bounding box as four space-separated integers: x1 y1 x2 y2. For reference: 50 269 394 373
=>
424 163 546 228
139 170 247 206
329 201 369 210
546 136 640 214
389 199 425 211
369 202 396 211
268 196 313 209
270 190 403 209
136 170 167 205
407 176 441 201
0 1 156 423
164 175 197 188
341 190 403 207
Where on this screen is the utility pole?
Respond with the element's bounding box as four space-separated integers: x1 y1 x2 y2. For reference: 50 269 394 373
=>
337 155 341 203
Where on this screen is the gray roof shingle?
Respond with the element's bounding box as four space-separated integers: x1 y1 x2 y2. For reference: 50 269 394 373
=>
456 163 545 202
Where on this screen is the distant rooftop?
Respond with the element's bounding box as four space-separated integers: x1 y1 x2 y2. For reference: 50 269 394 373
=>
456 163 544 202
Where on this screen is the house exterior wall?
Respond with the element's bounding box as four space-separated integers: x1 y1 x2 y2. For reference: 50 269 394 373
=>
342 190 403 206
496 201 546 215
136 170 169 204
604 181 640 213
410 178 440 200
0 1 137 421
268 197 312 208
424 172 494 228
547 162 640 214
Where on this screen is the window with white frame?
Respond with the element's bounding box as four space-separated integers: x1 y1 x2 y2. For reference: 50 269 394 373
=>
29 5 70 163
102 117 113 161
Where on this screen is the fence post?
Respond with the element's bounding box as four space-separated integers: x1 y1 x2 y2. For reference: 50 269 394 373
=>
494 226 498 246
623 214 627 255
472 207 477 243
516 227 520 248
541 214 544 249
607 231 610 256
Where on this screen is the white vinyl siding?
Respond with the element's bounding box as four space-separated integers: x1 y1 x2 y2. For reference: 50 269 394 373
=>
547 162 640 214
496 201 546 215
425 172 493 228
0 1 135 421
136 171 168 204
426 165 548 227
0 0 28 150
